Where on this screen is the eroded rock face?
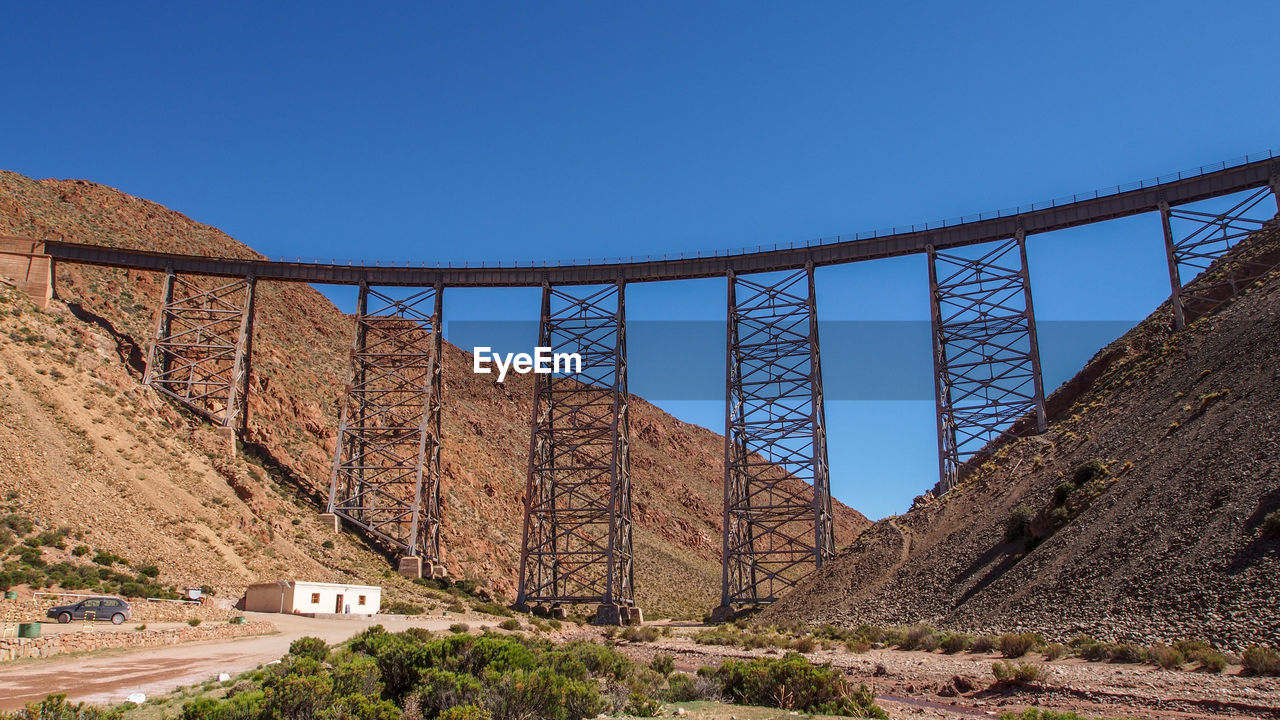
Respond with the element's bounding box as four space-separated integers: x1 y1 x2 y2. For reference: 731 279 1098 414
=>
0 170 870 617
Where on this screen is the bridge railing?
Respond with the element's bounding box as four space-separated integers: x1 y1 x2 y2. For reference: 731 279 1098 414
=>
253 148 1276 271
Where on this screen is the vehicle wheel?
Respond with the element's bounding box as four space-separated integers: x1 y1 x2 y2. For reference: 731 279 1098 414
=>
111 613 125 625
57 612 71 624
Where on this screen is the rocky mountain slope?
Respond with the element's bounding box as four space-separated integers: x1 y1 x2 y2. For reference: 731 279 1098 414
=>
762 217 1280 647
0 170 869 617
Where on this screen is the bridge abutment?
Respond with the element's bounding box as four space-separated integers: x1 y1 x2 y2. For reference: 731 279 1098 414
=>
0 237 53 310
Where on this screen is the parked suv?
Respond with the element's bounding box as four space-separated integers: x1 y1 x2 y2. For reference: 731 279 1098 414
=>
46 597 132 625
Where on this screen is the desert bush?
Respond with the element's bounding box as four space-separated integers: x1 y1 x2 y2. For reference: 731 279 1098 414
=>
1052 482 1074 505
289 636 328 661
620 625 660 643
187 618 202 627
971 635 998 654
1072 458 1107 485
437 705 491 720
1262 509 1280 538
998 633 1038 658
1198 651 1227 674
470 602 513 617
1005 506 1033 542
1078 641 1112 662
382 601 424 616
898 625 937 651
331 656 382 697
792 635 817 653
1047 507 1071 529
711 653 887 717
1109 643 1146 664
449 623 471 634
1148 645 1184 670
649 653 674 677
940 633 972 654
1043 643 1067 661
498 618 521 631
624 692 660 717
991 661 1042 684
1242 645 1280 676
5 694 121 720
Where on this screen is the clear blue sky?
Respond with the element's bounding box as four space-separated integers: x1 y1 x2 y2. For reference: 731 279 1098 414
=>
4 3 1278 520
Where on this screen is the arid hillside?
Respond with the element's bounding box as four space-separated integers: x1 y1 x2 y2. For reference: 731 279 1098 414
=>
0 170 868 617
762 218 1280 647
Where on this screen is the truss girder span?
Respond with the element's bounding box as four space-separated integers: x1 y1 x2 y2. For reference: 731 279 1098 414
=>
1161 182 1280 328
516 281 636 623
928 232 1047 493
719 263 834 611
327 284 445 571
143 271 256 429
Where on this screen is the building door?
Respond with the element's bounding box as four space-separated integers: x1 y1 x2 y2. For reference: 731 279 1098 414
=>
335 594 344 613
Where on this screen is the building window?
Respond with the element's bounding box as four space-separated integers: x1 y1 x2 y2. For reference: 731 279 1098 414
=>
358 595 366 605
311 593 320 604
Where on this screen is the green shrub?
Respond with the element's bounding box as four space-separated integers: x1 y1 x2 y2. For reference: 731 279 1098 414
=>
383 601 424 615
1242 645 1280 676
1072 458 1107 485
971 635 998 654
712 653 887 717
999 633 1038 658
332 656 382 697
412 668 484 717
940 633 972 654
1109 643 1145 664
1043 643 1067 661
1052 482 1074 505
991 661 1042 684
137 564 160 578
187 618 202 627
438 706 492 720
649 653 674 676
1148 645 1184 670
1078 641 1112 662
625 692 660 717
449 623 471 634
321 541 335 549
663 673 699 702
1262 509 1280 538
471 602 513 617
1047 507 1071 529
792 635 817 653
290 636 328 661
620 625 660 643
1005 506 1033 542
71 545 90 557
898 625 936 651
1198 651 1227 674
498 618 521 631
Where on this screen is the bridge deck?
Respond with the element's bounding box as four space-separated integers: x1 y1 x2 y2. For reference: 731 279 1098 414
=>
41 154 1279 287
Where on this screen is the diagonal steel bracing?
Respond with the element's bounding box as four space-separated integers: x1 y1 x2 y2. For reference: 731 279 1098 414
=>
516 281 636 623
929 231 1046 494
718 263 834 612
1161 182 1280 329
144 271 255 429
327 284 444 568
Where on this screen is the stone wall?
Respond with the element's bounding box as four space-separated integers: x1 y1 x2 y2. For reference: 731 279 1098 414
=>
4 598 238 624
0 621 274 662
0 236 52 309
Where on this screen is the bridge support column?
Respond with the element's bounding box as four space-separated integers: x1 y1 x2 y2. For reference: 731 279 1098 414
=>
1160 186 1276 327
928 231 1046 494
715 262 834 619
327 283 446 572
143 271 256 430
516 281 637 625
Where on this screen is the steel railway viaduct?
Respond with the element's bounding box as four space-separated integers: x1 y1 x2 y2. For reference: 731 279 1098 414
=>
7 151 1279 624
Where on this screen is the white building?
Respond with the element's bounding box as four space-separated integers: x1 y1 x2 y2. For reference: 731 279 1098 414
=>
243 580 381 616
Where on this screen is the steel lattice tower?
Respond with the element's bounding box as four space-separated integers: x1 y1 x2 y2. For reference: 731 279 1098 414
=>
516 281 637 625
716 263 834 616
144 271 256 430
326 283 445 578
928 231 1046 493
1160 180 1280 328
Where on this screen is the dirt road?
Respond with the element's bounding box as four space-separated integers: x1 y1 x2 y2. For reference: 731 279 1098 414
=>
0 612 461 710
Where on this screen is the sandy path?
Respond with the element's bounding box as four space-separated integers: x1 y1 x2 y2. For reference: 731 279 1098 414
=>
0 612 463 709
